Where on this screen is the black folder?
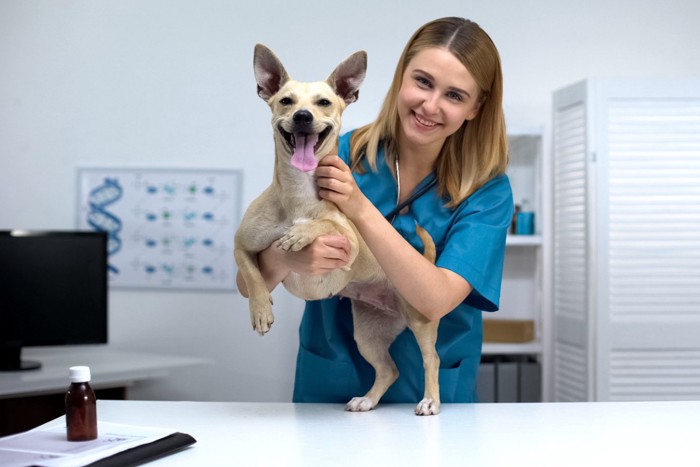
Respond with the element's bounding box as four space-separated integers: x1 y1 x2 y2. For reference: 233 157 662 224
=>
85 432 196 467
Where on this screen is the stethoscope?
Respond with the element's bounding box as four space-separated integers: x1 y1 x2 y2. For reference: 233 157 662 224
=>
351 152 438 224
384 173 438 223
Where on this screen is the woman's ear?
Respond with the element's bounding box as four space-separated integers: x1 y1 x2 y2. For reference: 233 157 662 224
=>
465 92 488 121
465 103 481 121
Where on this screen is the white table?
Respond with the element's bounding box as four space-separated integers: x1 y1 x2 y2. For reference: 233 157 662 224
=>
83 400 700 466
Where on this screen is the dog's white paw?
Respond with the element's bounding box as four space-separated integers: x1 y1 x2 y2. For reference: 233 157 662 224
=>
250 297 274 336
345 397 376 412
279 229 314 252
415 398 440 416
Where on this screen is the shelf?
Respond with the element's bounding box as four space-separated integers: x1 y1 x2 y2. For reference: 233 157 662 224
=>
505 234 542 246
507 126 544 137
482 340 542 355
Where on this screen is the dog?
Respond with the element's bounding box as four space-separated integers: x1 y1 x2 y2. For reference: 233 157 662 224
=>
234 44 441 415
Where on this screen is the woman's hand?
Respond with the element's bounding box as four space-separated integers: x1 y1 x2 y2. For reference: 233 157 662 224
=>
315 155 370 221
276 234 351 275
238 234 351 297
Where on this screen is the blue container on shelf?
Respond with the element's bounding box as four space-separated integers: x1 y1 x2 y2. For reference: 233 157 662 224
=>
515 211 535 235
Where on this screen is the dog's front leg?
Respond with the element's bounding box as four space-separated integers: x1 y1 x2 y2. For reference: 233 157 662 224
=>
279 218 343 254
234 248 275 335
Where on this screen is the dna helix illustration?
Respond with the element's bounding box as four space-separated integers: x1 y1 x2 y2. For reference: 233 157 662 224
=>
86 178 123 274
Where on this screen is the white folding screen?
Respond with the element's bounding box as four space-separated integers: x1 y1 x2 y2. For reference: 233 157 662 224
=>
552 79 700 402
552 82 590 401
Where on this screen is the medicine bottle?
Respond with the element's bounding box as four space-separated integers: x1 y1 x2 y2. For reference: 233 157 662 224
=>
65 365 98 441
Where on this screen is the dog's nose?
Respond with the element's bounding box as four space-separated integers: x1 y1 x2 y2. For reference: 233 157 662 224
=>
293 110 313 126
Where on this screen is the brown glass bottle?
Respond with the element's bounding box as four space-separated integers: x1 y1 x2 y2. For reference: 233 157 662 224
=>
65 366 98 441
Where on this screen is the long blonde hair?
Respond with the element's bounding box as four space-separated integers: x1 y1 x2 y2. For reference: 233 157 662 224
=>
350 17 508 207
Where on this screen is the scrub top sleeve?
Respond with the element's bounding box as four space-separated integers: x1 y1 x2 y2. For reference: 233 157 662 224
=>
436 175 513 311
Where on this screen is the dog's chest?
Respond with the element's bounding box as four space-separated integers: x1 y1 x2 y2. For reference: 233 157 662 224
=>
280 171 326 219
296 172 318 199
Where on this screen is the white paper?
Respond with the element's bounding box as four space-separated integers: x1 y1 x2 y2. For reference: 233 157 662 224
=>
0 421 177 467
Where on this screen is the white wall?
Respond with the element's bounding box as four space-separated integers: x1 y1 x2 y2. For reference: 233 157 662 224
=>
1 0 699 402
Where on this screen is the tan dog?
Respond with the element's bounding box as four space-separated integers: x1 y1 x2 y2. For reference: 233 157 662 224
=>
234 44 441 415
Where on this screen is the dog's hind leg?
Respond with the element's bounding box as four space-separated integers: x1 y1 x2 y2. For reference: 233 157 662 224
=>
404 302 441 415
405 224 441 415
346 299 406 412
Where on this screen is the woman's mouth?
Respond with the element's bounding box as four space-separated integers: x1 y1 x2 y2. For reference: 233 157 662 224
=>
413 112 438 128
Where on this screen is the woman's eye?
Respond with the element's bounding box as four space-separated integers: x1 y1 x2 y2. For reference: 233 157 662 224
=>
416 76 431 87
447 91 463 102
279 97 293 105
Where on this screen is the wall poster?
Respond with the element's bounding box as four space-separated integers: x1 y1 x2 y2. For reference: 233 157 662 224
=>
76 168 242 291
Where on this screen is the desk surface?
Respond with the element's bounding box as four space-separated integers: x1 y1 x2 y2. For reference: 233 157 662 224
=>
84 400 699 467
0 346 206 398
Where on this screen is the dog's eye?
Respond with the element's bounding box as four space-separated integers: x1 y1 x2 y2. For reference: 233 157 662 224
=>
317 99 332 107
279 97 293 106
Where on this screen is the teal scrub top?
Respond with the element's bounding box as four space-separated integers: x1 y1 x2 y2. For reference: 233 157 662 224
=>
293 131 513 403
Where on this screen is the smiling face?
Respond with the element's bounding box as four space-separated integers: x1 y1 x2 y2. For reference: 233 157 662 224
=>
396 47 482 156
270 80 343 167
253 44 367 172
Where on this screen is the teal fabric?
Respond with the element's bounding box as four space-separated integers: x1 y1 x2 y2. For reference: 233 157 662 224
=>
293 131 513 403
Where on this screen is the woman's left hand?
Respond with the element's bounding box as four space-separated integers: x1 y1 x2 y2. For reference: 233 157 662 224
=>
315 155 369 221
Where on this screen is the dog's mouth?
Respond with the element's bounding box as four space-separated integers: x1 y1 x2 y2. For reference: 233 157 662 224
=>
279 125 332 172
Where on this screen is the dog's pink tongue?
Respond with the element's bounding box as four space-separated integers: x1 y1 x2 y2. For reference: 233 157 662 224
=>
290 133 318 172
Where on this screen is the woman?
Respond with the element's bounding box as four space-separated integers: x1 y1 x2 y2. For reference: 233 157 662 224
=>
243 17 513 404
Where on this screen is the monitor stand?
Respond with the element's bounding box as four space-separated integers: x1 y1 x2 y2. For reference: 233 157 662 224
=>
0 342 42 372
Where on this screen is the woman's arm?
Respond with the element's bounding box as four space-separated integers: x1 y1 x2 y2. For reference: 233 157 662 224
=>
315 156 472 321
236 235 352 298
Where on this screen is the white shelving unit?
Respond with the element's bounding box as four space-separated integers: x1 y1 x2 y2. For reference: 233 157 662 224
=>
482 341 543 355
505 234 543 247
480 128 552 402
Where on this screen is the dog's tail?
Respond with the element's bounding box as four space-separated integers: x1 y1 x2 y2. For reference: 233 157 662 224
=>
415 225 436 264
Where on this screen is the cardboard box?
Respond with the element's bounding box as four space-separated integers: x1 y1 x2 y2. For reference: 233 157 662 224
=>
483 319 535 343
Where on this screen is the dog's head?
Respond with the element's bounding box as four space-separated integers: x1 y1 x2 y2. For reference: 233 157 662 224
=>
254 44 367 173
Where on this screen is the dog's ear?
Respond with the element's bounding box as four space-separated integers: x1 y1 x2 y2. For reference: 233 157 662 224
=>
326 51 367 105
254 44 290 101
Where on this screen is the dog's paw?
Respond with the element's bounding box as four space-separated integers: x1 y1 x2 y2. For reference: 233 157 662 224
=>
415 398 440 416
279 229 314 252
345 397 376 412
250 297 274 336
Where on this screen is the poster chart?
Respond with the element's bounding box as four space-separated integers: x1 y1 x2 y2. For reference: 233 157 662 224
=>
76 168 242 291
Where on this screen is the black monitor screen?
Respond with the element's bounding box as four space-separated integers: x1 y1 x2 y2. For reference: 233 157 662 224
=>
0 230 108 371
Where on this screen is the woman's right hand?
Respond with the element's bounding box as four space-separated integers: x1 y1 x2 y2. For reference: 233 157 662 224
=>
274 234 351 275
238 234 351 298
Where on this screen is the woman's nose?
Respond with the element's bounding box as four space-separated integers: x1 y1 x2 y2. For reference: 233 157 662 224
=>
421 92 440 115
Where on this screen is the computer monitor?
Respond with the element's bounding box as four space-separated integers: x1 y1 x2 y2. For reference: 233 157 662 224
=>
0 230 108 371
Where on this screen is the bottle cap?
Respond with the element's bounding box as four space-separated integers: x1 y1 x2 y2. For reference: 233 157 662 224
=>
69 366 92 383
